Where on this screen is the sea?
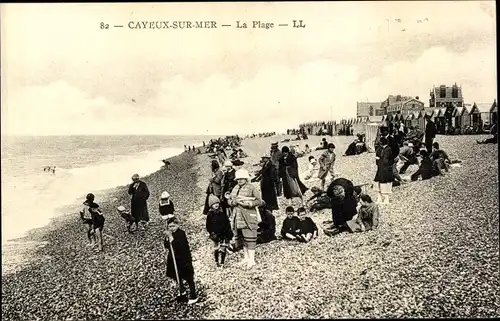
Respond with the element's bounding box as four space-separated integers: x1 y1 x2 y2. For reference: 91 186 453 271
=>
1 135 218 244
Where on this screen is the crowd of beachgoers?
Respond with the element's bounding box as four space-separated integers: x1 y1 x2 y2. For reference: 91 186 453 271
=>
2 119 498 319
72 113 500 306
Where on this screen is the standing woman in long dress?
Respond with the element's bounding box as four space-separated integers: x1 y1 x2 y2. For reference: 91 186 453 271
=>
251 154 279 212
278 146 309 206
228 169 263 269
373 137 394 204
203 160 224 215
128 174 150 230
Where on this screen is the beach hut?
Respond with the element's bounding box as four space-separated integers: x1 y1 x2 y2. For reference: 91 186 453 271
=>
405 113 414 128
352 117 365 135
490 100 497 125
416 111 427 130
433 107 447 134
452 106 471 134
365 116 385 152
409 111 420 128
470 103 491 128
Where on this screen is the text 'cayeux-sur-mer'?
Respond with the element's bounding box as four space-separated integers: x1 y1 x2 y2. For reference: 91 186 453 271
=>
100 20 306 30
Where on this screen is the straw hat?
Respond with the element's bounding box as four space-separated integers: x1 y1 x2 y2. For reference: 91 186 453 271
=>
223 160 233 167
261 153 271 159
117 205 126 212
160 191 170 199
234 169 250 180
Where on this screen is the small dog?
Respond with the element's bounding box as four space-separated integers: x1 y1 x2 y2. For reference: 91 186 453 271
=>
117 206 138 233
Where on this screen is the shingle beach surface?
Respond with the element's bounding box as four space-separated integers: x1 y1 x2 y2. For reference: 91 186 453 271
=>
2 134 499 319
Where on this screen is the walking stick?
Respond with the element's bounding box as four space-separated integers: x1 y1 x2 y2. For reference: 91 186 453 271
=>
293 177 305 206
165 236 185 302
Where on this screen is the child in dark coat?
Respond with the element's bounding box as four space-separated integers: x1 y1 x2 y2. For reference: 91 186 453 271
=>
164 217 198 305
257 203 277 244
296 207 318 243
205 195 233 267
281 206 300 240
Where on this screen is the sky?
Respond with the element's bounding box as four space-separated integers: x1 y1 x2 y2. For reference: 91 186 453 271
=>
1 1 497 136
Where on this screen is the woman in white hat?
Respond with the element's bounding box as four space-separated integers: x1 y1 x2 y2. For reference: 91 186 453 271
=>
159 191 175 222
227 168 263 269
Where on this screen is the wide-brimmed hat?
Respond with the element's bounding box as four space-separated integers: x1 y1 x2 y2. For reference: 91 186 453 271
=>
234 169 250 180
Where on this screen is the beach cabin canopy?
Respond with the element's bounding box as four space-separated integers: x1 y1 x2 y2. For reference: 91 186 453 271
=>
368 115 384 123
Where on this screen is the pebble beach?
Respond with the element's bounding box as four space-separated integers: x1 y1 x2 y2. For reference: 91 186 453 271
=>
2 134 499 319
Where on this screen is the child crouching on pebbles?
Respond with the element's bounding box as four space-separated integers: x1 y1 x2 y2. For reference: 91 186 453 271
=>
206 195 233 267
117 205 137 233
163 217 198 305
296 207 318 242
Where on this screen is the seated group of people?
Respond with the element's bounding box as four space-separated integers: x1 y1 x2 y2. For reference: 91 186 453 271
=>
280 206 319 242
230 148 248 159
290 144 311 158
344 133 367 156
292 133 309 141
406 142 460 181
477 122 497 144
315 138 330 151
319 177 379 236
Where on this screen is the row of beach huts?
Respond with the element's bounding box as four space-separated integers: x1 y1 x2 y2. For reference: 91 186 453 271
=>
299 102 498 137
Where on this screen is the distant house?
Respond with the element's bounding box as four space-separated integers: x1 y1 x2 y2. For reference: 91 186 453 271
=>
429 84 464 108
429 84 465 130
387 98 425 118
381 95 424 118
356 102 382 117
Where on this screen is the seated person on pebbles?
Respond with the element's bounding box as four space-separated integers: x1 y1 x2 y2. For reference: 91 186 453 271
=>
280 206 300 241
295 207 318 243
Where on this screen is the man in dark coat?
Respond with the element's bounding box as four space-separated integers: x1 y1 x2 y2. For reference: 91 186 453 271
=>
251 154 279 211
424 115 437 153
128 174 150 229
270 142 283 196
